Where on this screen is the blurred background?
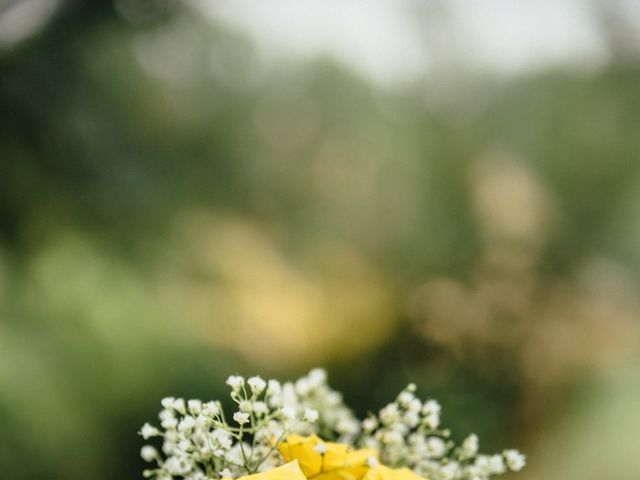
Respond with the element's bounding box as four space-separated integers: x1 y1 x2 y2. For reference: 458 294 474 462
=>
1 0 640 478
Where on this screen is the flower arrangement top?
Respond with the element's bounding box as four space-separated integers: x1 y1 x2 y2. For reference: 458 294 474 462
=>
140 369 525 480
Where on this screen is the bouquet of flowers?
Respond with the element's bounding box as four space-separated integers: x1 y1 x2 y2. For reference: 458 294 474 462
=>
139 369 525 480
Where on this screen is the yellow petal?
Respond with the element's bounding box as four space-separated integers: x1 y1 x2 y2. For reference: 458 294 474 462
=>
278 435 379 480
234 460 308 480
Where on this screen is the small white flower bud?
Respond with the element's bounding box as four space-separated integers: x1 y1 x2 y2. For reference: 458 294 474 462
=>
440 462 460 480
304 408 319 423
426 436 446 458
280 406 296 419
161 417 178 429
382 430 403 444
337 417 360 435
178 415 196 432
173 398 186 414
380 403 400 425
226 375 244 391
295 378 311 395
462 433 479 457
253 401 268 415
308 368 327 386
407 398 422 413
267 379 281 396
233 411 250 425
398 391 415 407
213 429 232 449
314 443 327 454
504 450 526 471
140 423 160 439
423 411 440 429
195 415 209 428
489 454 506 474
202 401 220 416
422 399 441 416
140 445 157 462
187 399 202 414
248 376 267 394
362 417 378 432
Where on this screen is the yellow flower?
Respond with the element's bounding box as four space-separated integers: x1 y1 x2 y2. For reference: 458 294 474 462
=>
226 461 308 480
278 435 378 480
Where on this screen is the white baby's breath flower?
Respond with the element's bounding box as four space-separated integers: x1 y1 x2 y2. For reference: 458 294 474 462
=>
177 439 191 452
423 411 440 429
233 411 250 425
165 455 192 475
304 408 319 423
280 406 296 420
314 443 328 454
382 430 404 444
178 415 195 432
202 401 220 416
336 417 360 435
161 417 177 429
398 391 415 407
362 417 378 432
295 377 311 396
403 411 420 428
253 401 268 416
267 379 282 396
380 403 400 425
504 450 526 471
195 415 209 428
158 409 173 421
172 398 186 415
439 461 460 480
248 376 267 394
141 445 157 462
226 375 245 391
422 399 441 416
326 391 342 404
461 433 479 458
426 436 446 458
407 398 422 414
489 454 506 474
187 399 202 414
212 429 232 449
220 468 233 478
161 397 175 409
308 368 327 386
140 423 160 439
226 444 245 465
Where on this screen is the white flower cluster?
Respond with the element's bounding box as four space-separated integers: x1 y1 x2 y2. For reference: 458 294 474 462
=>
139 369 357 480
355 384 525 480
139 370 525 480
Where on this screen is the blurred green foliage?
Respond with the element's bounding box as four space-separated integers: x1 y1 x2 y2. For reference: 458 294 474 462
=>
1 1 640 479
